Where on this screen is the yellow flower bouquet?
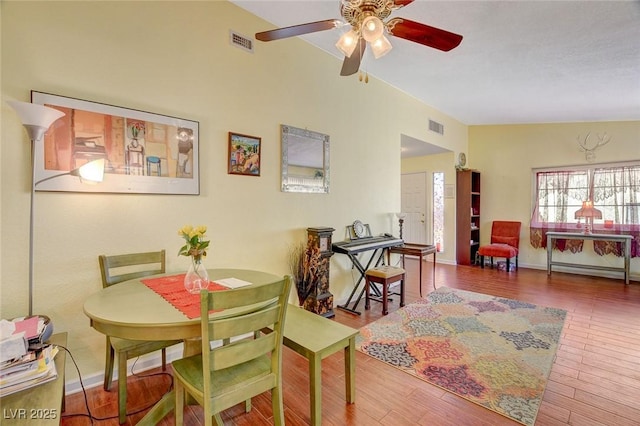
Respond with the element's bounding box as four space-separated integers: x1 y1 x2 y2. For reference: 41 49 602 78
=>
178 225 210 293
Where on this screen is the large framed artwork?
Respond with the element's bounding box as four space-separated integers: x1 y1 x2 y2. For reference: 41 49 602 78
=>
228 132 261 176
31 91 199 194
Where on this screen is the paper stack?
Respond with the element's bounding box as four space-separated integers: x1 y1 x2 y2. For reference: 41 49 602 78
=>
215 277 253 289
0 344 58 397
0 333 28 364
0 317 58 397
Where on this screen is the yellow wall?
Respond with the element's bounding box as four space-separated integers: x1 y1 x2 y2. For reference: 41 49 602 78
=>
0 1 467 379
403 123 639 275
469 122 640 274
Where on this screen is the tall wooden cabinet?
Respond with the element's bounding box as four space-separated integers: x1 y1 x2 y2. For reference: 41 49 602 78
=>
456 170 481 265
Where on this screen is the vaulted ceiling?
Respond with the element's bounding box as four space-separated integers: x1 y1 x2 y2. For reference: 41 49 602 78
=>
232 0 640 126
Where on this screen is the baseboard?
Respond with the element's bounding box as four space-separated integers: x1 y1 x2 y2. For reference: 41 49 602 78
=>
63 335 253 395
519 262 637 282
64 345 184 395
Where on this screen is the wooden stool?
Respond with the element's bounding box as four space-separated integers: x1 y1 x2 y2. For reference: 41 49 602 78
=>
365 265 406 315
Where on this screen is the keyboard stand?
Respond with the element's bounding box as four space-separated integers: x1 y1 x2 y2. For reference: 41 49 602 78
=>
336 247 387 315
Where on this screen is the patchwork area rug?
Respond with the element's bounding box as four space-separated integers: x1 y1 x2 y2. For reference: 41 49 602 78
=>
356 286 567 426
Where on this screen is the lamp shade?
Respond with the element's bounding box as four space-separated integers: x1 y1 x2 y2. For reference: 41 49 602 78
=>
75 158 106 183
361 16 384 42
575 200 602 219
371 34 392 59
336 29 359 57
8 100 65 142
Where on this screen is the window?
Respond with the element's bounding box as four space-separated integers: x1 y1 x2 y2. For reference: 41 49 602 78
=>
593 166 640 225
432 172 444 251
532 162 640 227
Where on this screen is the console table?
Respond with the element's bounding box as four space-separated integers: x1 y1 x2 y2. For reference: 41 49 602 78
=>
388 243 437 296
546 232 633 284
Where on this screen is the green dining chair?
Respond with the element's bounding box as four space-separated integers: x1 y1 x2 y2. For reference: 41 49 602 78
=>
172 275 292 426
98 250 182 424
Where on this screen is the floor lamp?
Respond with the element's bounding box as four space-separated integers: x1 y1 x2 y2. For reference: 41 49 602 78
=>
8 100 105 316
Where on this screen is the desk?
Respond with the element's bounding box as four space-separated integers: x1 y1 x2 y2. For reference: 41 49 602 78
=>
84 269 355 425
388 243 437 296
546 232 633 284
1 333 67 426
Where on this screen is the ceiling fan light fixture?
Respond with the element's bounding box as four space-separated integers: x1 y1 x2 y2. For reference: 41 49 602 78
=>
255 0 464 77
371 34 392 59
335 29 359 57
361 15 384 43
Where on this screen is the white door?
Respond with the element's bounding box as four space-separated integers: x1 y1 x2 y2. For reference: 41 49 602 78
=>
401 172 427 243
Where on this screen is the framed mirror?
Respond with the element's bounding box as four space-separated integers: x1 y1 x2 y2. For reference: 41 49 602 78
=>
281 124 330 193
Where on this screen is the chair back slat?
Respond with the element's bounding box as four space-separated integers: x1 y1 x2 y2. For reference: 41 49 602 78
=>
207 304 279 341
209 333 277 371
205 281 285 311
98 250 166 287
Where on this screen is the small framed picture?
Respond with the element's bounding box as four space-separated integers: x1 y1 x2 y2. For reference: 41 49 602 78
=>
228 132 261 176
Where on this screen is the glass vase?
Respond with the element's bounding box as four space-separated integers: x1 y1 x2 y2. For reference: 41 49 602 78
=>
184 256 209 294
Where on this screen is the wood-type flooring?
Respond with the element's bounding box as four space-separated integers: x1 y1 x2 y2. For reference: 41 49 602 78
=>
60 260 640 425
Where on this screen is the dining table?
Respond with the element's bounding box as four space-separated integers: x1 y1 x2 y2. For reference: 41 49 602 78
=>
83 268 284 425
83 268 358 425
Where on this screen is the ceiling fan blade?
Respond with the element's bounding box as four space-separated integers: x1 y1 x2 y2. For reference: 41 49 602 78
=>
387 18 463 52
393 0 415 7
256 19 341 42
340 38 366 76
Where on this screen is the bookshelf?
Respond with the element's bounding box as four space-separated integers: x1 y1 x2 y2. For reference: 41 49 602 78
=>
456 170 481 265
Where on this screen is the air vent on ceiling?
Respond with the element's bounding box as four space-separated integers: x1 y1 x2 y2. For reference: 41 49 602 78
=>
230 30 253 53
429 119 444 136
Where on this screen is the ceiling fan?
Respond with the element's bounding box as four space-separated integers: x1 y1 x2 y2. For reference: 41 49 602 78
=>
255 0 463 77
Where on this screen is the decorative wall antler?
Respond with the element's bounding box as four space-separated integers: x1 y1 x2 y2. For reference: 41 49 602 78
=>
577 132 611 162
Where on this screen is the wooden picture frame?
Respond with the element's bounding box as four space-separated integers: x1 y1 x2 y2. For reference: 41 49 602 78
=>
228 132 261 176
31 91 199 194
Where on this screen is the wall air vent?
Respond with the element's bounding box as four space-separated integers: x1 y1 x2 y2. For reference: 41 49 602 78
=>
429 119 444 136
230 30 253 53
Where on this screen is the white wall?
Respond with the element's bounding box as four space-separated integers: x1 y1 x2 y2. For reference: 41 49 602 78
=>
0 1 467 380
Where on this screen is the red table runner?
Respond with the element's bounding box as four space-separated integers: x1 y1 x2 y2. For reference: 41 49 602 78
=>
141 274 227 319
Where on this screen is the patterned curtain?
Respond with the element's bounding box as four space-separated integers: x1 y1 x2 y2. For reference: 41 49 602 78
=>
591 165 640 256
530 167 640 258
532 170 589 224
530 170 588 253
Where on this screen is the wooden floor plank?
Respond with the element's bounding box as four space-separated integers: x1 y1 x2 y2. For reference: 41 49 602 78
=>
59 262 640 425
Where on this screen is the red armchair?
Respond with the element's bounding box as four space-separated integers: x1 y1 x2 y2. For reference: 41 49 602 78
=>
478 221 522 271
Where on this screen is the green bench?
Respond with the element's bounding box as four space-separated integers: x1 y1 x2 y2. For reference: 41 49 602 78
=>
271 305 359 426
